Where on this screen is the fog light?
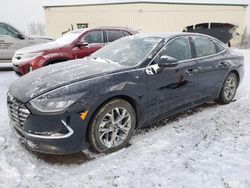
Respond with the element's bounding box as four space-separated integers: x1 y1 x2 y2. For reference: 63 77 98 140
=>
29 65 33 72
80 111 88 120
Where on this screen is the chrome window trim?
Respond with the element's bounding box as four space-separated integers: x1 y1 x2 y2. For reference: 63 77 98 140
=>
147 35 227 67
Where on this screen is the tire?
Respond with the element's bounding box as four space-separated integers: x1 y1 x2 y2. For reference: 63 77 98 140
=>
217 72 238 104
88 99 136 153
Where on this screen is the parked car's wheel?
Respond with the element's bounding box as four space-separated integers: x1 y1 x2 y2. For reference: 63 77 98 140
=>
88 99 136 153
218 72 238 104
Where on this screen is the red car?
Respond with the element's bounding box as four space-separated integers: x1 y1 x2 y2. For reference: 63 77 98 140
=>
12 27 138 76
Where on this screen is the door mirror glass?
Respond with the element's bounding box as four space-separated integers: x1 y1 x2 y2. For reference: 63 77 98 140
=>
158 55 178 67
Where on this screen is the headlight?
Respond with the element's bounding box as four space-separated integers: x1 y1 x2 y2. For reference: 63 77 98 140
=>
29 86 83 113
13 52 43 63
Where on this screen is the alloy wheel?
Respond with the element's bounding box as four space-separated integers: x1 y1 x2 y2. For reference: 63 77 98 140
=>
223 75 237 101
98 107 132 148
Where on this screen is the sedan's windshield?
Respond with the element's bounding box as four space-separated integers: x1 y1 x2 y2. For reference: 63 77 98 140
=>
90 36 163 66
55 29 86 45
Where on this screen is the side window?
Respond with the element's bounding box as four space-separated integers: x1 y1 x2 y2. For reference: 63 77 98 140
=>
0 24 15 37
157 37 192 62
215 41 226 53
193 36 216 57
106 30 124 42
0 24 20 37
84 30 103 44
0 25 7 36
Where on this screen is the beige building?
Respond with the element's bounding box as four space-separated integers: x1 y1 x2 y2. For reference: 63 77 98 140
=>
44 0 248 39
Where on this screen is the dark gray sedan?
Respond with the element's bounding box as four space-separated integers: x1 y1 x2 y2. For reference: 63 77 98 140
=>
7 33 244 154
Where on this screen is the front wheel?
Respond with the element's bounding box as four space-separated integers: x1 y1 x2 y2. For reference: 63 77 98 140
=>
88 99 136 153
217 72 238 104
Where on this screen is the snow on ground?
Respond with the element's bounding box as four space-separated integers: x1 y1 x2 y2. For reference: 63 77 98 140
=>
0 49 250 188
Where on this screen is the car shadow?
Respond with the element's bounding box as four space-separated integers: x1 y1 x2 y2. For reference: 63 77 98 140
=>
32 151 93 165
136 102 219 134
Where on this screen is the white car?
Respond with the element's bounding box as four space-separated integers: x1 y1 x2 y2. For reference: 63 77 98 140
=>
0 22 52 62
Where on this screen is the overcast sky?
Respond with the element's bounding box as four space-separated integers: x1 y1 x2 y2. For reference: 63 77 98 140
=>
0 0 249 34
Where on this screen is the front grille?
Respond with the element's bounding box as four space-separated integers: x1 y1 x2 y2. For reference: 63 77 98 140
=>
7 93 30 128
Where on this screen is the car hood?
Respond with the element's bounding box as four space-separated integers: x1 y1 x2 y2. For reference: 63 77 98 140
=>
29 35 54 41
9 58 128 103
15 41 63 54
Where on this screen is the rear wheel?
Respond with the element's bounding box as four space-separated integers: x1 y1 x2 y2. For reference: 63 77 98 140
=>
88 99 136 153
217 72 238 104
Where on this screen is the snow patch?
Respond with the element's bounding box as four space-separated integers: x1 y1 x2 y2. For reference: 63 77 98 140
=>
0 49 250 187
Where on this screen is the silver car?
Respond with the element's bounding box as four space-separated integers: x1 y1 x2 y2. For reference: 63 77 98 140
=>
0 22 52 62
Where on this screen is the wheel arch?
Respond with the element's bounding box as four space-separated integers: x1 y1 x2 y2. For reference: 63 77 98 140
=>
230 70 240 85
85 95 141 141
216 69 240 101
45 58 69 66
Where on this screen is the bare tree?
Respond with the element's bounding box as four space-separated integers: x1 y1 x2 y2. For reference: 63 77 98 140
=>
27 21 45 36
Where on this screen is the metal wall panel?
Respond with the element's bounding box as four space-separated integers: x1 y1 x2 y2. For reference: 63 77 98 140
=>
44 3 246 38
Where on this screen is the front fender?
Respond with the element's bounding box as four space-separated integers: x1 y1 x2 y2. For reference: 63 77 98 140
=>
77 69 148 129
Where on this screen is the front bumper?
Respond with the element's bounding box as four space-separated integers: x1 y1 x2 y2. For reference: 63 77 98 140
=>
7 96 89 154
13 62 30 76
12 56 45 76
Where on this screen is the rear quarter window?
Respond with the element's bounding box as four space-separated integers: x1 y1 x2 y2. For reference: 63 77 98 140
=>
215 41 226 53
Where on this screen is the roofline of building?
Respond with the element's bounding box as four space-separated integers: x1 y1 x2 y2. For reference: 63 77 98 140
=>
43 1 249 9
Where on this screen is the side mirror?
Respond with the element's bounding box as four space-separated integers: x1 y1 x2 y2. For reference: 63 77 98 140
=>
158 55 178 67
16 33 25 40
76 40 88 48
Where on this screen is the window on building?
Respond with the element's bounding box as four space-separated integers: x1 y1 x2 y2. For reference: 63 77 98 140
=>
84 30 103 44
193 36 216 57
77 23 88 29
106 30 124 42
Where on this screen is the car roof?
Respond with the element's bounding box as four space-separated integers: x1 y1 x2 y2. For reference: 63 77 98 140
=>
134 32 221 41
93 26 137 31
66 30 221 43
70 26 137 33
